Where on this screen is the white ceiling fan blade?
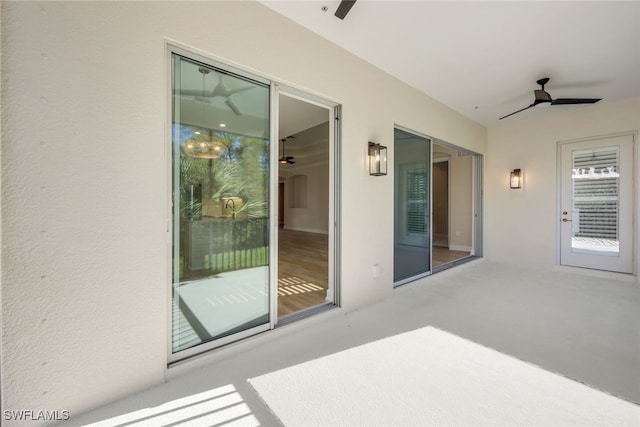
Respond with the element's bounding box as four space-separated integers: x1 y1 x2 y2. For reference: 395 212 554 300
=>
177 89 208 97
225 86 254 96
226 99 242 115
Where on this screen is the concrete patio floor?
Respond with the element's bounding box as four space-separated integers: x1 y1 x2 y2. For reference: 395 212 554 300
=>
68 259 639 426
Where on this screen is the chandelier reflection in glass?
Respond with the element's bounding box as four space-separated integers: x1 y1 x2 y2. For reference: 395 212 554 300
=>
183 131 225 159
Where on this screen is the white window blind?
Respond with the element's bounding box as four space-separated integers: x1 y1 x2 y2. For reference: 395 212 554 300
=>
407 169 428 235
572 148 619 240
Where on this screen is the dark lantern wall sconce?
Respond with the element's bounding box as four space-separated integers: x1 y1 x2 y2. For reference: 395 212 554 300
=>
510 169 522 189
369 142 387 176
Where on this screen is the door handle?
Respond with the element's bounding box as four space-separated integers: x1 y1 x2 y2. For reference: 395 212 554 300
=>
562 218 572 222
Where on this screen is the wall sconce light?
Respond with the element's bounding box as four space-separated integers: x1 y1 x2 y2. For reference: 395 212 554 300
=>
510 169 522 189
368 142 387 176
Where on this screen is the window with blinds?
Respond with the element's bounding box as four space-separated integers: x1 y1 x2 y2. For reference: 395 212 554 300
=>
407 169 428 235
572 147 619 241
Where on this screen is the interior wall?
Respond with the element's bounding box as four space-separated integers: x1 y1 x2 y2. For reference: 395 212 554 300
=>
486 97 640 269
283 164 329 233
281 123 329 234
450 155 473 252
432 161 448 243
1 0 486 417
433 145 473 251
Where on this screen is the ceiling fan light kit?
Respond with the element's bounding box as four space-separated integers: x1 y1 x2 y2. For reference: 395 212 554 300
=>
279 137 295 164
499 77 601 120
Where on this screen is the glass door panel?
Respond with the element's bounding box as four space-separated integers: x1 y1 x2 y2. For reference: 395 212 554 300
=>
394 129 431 283
172 54 270 354
560 135 633 273
570 146 620 256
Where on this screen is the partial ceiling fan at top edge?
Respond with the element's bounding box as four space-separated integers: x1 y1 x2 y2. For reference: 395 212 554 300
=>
335 0 357 20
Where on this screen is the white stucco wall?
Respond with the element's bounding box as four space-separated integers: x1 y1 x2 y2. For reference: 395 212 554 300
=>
485 97 640 269
1 0 486 419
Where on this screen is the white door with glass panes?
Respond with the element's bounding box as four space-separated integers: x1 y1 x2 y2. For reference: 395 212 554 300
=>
559 135 633 273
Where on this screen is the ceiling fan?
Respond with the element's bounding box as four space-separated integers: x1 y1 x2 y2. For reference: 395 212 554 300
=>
335 0 357 20
279 137 295 164
499 77 601 120
180 67 254 115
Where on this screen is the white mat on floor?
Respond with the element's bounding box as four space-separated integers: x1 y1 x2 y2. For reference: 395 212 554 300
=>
248 326 639 426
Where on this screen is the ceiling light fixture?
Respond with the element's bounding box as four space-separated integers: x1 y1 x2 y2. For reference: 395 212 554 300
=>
183 131 225 159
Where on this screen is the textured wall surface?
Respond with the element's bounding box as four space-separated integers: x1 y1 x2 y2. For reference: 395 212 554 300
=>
1 0 486 421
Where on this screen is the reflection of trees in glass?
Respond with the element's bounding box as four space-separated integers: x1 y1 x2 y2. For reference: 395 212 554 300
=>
174 124 270 278
175 124 269 220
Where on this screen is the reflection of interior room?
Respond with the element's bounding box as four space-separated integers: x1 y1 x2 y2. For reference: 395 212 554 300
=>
432 142 475 269
278 96 331 319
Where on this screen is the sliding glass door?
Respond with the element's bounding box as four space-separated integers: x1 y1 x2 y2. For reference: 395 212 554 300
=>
394 128 431 283
171 53 271 357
